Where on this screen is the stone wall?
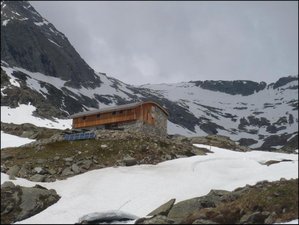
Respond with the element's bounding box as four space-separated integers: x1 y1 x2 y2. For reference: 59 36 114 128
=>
147 105 168 137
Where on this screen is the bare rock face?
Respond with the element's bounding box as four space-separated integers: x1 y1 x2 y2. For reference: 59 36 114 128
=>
1 181 60 224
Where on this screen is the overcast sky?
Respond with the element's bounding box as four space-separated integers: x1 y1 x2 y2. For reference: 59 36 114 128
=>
30 1 298 85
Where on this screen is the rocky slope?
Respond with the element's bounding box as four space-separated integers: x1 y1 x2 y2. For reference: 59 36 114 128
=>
136 178 298 224
1 1 298 151
0 130 209 182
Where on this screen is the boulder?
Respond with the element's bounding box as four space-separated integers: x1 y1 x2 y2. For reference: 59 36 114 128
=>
29 174 45 182
123 156 137 166
61 167 74 176
147 199 176 216
1 182 60 224
77 210 138 224
7 165 21 180
71 164 81 174
1 181 15 189
264 212 277 224
192 219 217 224
240 211 270 224
167 189 230 223
18 164 31 177
36 159 46 164
135 215 175 224
63 157 74 162
33 167 48 175
47 168 56 175
78 160 93 171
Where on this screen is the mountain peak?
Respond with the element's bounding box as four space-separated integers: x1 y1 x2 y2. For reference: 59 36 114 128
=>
2 1 43 26
1 1 101 88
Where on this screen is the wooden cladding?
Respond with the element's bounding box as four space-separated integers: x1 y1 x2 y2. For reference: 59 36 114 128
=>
72 102 164 129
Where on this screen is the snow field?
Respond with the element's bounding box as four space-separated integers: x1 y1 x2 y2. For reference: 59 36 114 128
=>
1 144 297 224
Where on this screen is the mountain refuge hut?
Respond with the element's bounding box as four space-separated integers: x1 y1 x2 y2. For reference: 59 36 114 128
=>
69 101 169 137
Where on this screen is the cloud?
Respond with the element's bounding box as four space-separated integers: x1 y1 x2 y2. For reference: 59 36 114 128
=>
131 54 160 82
30 1 298 85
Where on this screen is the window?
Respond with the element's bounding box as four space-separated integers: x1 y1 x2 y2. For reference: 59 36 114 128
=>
112 111 116 115
119 110 123 114
82 116 86 121
96 114 101 118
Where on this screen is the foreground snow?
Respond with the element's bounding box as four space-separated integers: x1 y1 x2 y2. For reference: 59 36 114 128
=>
1 144 297 224
1 131 35 149
278 219 299 224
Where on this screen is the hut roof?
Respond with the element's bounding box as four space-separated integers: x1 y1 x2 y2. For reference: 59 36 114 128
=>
69 101 169 119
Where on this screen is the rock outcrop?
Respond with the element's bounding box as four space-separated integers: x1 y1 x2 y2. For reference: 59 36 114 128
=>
136 178 298 224
1 181 60 224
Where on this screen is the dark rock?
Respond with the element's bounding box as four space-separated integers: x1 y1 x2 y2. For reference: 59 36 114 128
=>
167 190 229 223
264 212 277 224
47 169 56 175
33 167 48 175
147 199 176 216
280 134 298 153
36 158 47 164
18 164 30 177
63 157 74 162
29 174 45 182
238 138 258 147
198 80 266 96
266 125 279 133
123 156 137 166
1 182 60 224
1 181 15 189
78 160 93 171
192 219 217 224
61 167 74 176
260 134 292 150
240 211 270 224
135 215 175 224
71 164 81 174
273 76 298 89
77 211 138 224
1 154 14 160
199 122 225 135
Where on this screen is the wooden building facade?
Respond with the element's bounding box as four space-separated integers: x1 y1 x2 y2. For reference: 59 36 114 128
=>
70 101 169 136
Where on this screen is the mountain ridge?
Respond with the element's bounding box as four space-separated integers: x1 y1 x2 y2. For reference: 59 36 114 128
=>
1 1 298 151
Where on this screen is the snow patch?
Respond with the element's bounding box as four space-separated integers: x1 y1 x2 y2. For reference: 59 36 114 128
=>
1 104 71 129
2 19 10 26
12 11 20 16
48 39 62 47
34 19 49 26
1 131 35 149
1 66 20 87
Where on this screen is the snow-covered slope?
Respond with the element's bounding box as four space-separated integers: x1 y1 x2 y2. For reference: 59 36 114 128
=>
140 78 298 150
1 144 297 224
